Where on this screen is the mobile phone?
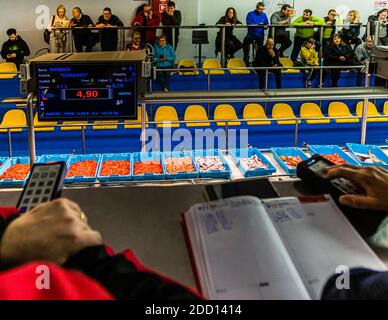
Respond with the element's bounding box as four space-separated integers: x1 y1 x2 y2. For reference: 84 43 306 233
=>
17 162 67 214
297 155 364 200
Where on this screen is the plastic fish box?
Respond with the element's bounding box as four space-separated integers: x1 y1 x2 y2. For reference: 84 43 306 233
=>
0 157 9 171
162 151 199 180
308 145 359 166
229 148 276 177
271 147 309 175
346 143 388 169
97 153 132 182
193 149 231 179
65 154 101 184
0 156 39 186
37 154 70 165
132 152 166 181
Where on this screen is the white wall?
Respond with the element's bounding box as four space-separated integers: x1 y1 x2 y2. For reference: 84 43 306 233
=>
0 0 382 62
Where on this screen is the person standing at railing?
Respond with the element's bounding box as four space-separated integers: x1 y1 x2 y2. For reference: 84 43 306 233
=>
95 7 124 51
270 4 292 58
324 34 359 87
366 9 388 46
70 7 95 53
321 9 344 51
354 36 374 86
253 38 282 89
47 5 70 53
290 9 324 63
339 10 362 49
132 5 161 45
155 35 176 92
243 2 269 66
1 29 30 70
215 7 243 59
162 1 182 50
300 38 319 88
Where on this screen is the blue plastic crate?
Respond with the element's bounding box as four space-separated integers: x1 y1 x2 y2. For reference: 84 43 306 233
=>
308 145 359 166
346 143 388 169
193 149 231 179
0 157 9 171
65 154 101 184
162 151 199 180
229 148 277 177
271 147 309 175
0 157 38 186
97 153 132 182
132 152 165 181
37 154 70 165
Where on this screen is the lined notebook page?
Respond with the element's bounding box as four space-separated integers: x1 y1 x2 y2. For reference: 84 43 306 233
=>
185 196 310 300
263 196 387 300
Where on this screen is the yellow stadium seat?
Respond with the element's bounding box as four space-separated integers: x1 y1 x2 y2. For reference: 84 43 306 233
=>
356 101 387 122
384 101 388 115
279 57 299 73
300 103 330 124
184 105 210 127
178 59 199 75
328 102 359 123
0 110 26 132
203 59 224 75
243 103 270 125
214 104 241 126
92 120 118 130
0 62 17 79
34 114 57 132
272 103 299 125
124 107 149 129
61 121 89 131
155 106 179 128
227 59 250 74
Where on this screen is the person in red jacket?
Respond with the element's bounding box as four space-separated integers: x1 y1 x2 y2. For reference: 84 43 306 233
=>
132 5 161 45
0 199 201 300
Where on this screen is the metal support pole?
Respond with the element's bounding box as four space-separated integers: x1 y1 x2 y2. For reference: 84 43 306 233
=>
122 27 126 51
172 27 176 50
225 121 229 151
319 26 324 59
265 69 269 90
26 92 36 165
81 126 86 154
68 29 73 53
207 72 211 91
360 60 371 144
271 25 275 40
141 103 147 152
221 26 226 67
367 21 371 39
294 120 299 147
7 129 12 158
319 60 324 88
149 79 153 93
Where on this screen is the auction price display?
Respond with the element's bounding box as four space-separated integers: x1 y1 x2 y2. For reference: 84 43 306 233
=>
145 304 242 319
36 62 137 120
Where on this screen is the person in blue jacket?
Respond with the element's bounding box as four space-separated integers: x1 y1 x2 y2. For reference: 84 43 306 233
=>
154 34 176 92
243 2 269 66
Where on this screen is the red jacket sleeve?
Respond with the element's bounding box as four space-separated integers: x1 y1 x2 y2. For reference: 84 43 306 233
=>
132 14 144 27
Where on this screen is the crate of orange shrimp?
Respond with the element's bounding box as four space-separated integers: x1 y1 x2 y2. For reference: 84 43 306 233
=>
132 152 166 181
162 151 199 180
0 156 38 186
308 145 359 166
97 153 132 182
65 154 102 184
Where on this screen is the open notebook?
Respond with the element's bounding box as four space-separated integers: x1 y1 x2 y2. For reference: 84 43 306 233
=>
182 195 386 300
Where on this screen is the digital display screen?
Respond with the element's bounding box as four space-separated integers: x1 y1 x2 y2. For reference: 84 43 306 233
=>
36 63 137 120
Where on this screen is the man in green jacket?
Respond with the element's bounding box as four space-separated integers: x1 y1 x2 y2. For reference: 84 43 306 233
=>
290 9 324 62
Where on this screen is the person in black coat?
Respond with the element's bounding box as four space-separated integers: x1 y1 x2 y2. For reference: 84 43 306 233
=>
162 1 182 49
215 7 243 59
324 34 359 87
253 38 282 89
1 29 30 70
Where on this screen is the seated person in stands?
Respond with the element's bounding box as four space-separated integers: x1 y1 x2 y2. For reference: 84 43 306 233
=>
340 10 362 49
215 7 243 59
300 38 319 88
0 198 201 299
324 34 359 87
154 35 176 92
1 28 30 70
253 38 282 89
354 36 374 86
126 30 145 51
132 5 161 45
366 9 388 46
322 9 343 49
322 165 388 300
